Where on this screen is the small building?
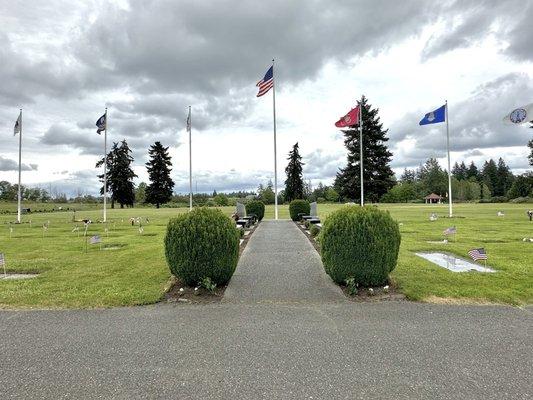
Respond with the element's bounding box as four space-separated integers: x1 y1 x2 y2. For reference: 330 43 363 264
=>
424 193 443 204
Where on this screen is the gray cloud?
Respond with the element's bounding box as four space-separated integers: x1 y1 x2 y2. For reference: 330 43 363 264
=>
421 0 533 62
0 156 37 171
389 72 533 168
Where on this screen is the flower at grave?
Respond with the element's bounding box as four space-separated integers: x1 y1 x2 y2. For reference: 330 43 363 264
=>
368 288 374 295
383 285 389 293
179 288 184 293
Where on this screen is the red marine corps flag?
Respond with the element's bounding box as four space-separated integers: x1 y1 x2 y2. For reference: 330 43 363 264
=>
335 105 360 128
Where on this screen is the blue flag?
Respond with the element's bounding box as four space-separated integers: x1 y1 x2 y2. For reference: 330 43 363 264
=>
96 113 106 134
419 104 446 125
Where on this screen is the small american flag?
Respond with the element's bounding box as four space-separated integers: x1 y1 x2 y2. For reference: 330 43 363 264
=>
0 253 5 266
443 226 456 235
468 248 487 261
256 65 274 97
90 235 101 244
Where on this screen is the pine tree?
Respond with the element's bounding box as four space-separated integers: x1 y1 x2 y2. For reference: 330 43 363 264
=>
96 140 137 208
419 158 448 195
145 141 174 208
114 140 137 208
284 142 305 202
400 168 416 183
466 161 479 180
495 157 514 197
528 139 533 166
334 96 394 202
482 159 498 196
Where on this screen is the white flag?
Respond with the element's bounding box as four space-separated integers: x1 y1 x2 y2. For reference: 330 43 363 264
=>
503 103 533 125
14 111 21 136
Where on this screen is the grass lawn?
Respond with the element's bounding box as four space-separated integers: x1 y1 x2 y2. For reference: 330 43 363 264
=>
0 203 531 308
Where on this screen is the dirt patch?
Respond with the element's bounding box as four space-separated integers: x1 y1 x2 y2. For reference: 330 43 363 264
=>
163 222 258 304
295 221 406 302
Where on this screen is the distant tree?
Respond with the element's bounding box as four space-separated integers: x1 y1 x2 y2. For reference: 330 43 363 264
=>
528 139 533 166
258 180 275 204
284 142 305 202
214 193 229 206
325 187 340 202
97 140 137 208
481 159 498 196
135 182 147 204
495 158 514 197
452 161 467 181
418 158 448 196
507 173 533 199
334 96 395 202
145 141 174 208
400 169 416 184
466 161 479 180
212 190 218 197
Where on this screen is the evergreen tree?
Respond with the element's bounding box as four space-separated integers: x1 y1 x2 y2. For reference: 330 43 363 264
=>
452 161 467 180
96 140 137 208
528 139 533 166
135 182 147 203
482 159 498 196
466 161 479 180
419 158 448 195
400 168 416 183
284 142 305 201
495 157 514 197
145 141 174 208
334 96 395 202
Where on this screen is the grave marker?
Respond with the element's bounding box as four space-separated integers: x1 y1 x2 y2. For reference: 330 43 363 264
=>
236 202 246 219
310 202 318 217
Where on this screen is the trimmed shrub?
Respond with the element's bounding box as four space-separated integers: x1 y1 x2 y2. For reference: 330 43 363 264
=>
309 224 320 237
246 200 265 221
164 208 239 286
321 206 401 287
289 199 310 221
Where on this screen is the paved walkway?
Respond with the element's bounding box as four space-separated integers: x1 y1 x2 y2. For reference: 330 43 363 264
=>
0 220 531 399
224 220 344 304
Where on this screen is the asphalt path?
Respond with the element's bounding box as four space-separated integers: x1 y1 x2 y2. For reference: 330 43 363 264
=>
0 220 531 399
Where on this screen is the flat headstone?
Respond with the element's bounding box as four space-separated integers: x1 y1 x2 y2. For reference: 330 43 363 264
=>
416 252 495 273
236 202 246 219
0 273 39 280
310 202 318 217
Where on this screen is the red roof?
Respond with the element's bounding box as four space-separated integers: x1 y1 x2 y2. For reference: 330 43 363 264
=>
424 193 443 199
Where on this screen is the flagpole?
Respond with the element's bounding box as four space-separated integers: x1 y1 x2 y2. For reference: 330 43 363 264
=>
445 100 453 218
359 97 364 206
17 109 22 224
272 59 278 220
188 106 193 211
103 107 108 223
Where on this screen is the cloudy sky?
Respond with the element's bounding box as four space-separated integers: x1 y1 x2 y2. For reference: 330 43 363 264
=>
1 0 532 196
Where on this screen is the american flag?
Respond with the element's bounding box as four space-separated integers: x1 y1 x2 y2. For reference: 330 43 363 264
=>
256 65 274 97
14 111 21 136
468 248 487 261
443 226 457 235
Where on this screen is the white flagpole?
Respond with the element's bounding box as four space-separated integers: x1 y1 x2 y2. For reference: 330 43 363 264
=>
188 106 193 211
272 59 278 220
103 107 108 223
17 109 22 223
445 100 453 218
359 97 364 206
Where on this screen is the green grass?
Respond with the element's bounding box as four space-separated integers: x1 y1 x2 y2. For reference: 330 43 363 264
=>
0 203 531 308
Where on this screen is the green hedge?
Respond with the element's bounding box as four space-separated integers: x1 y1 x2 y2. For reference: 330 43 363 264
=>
320 206 401 286
246 200 265 221
164 208 240 286
289 199 310 221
